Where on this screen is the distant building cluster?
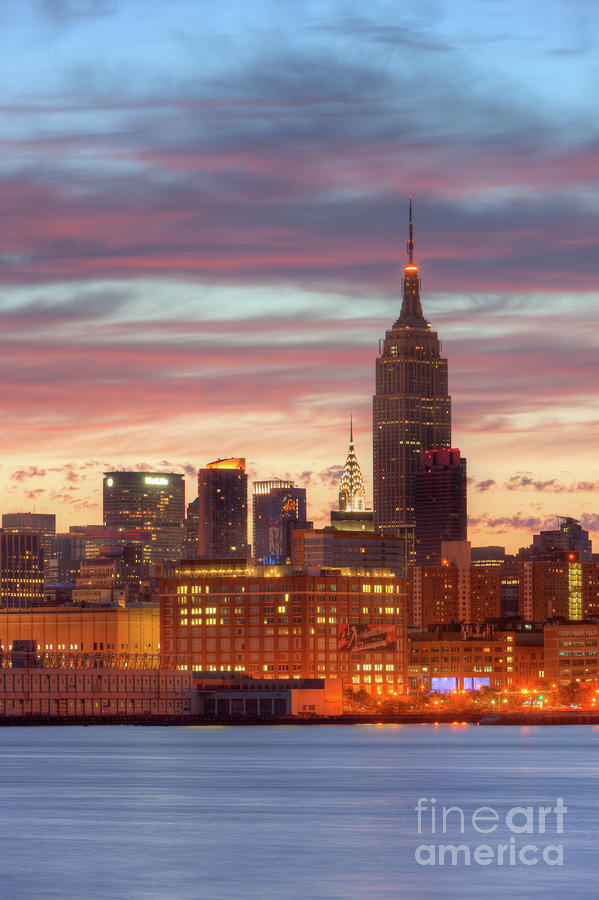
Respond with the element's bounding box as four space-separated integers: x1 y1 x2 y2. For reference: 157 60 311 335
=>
1 203 597 715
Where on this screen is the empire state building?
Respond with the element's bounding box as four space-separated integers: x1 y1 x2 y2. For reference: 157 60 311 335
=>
373 201 451 553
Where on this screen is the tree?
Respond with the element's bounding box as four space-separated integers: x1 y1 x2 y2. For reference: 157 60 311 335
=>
343 688 375 712
558 680 583 707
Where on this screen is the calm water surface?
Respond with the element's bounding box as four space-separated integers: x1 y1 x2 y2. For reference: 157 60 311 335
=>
0 724 597 899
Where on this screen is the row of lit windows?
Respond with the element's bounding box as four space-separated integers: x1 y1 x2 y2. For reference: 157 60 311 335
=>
175 596 402 611
352 675 398 684
355 664 395 671
174 583 397 596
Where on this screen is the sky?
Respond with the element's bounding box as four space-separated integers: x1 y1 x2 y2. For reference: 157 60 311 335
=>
0 0 598 552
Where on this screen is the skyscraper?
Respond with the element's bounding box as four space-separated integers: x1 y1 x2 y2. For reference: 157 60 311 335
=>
373 201 451 556
414 448 467 566
0 530 44 608
182 497 199 559
252 480 309 565
330 422 374 532
2 513 56 581
198 458 250 559
338 417 366 512
103 471 185 564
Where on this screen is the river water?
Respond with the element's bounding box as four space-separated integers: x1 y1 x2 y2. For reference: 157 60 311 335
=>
0 724 596 899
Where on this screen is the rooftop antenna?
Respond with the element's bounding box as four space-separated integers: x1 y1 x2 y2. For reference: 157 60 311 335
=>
407 196 414 263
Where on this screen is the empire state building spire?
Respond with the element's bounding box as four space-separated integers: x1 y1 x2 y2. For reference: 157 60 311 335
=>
373 198 451 555
395 197 428 329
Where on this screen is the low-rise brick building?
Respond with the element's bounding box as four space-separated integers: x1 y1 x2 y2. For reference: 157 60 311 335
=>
544 622 599 684
159 560 408 696
408 624 544 692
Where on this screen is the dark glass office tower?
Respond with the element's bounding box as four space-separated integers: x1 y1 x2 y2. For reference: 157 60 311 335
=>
198 458 250 559
103 471 185 563
414 448 467 566
2 512 56 581
253 481 308 565
0 531 44 608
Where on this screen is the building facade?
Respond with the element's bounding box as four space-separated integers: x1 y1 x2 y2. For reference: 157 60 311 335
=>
183 497 199 558
519 557 599 621
191 673 343 717
71 546 150 605
252 481 308 565
408 626 544 692
441 540 472 623
198 458 249 559
414 449 467 565
2 513 56 580
408 565 459 628
470 566 502 623
291 527 404 576
373 202 451 556
48 526 155 584
103 471 185 563
0 666 189 719
0 531 44 609
338 420 367 512
47 531 89 583
159 560 407 696
0 604 159 655
544 622 599 685
408 558 501 628
329 424 374 532
532 517 592 561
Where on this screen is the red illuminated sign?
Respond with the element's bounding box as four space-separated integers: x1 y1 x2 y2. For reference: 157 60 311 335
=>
337 623 397 653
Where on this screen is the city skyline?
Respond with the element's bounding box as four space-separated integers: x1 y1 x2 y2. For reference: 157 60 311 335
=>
0 1 597 552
